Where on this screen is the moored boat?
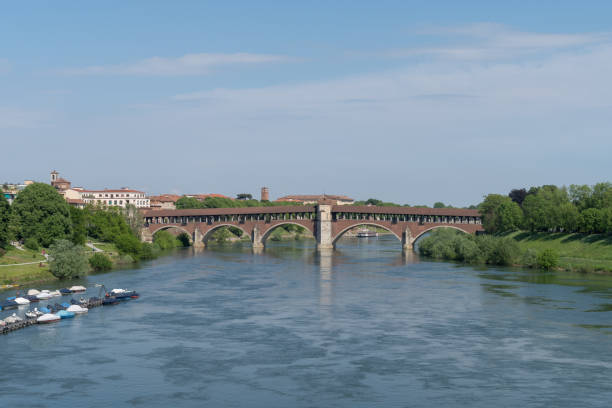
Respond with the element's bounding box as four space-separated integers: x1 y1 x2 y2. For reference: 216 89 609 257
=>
57 310 75 319
66 305 88 314
14 297 30 305
37 313 61 324
0 300 19 310
27 289 40 296
59 288 72 295
69 285 87 293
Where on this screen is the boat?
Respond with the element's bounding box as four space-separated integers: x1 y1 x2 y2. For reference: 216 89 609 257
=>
24 295 40 303
356 228 378 238
69 285 87 293
27 289 40 296
102 296 119 306
0 320 5 327
57 310 75 319
37 314 61 324
59 288 72 295
25 310 38 319
109 288 139 300
36 291 52 300
0 300 19 310
54 303 67 311
66 305 88 314
14 297 30 305
48 290 62 297
39 306 51 314
4 313 23 324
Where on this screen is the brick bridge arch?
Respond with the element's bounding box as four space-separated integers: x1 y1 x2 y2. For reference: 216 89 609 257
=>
141 204 482 252
332 222 403 245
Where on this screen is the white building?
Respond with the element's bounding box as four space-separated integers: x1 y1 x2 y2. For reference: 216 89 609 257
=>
80 187 150 208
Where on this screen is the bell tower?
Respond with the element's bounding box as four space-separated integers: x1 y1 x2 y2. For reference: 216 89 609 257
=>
50 170 59 184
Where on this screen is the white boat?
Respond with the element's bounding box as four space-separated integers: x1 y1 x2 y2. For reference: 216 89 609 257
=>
14 297 30 305
37 314 61 324
25 311 37 319
111 288 128 295
66 305 88 314
4 313 23 324
69 285 87 293
36 292 52 300
27 289 40 296
0 320 5 327
48 290 62 297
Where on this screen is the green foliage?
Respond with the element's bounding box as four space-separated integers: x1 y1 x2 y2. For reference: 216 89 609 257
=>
521 249 538 268
209 226 234 243
0 194 10 249
177 232 191 247
48 239 88 279
88 253 112 272
176 196 302 210
10 183 72 247
114 233 142 258
24 238 39 251
154 229 182 250
419 229 520 266
433 202 446 208
69 207 87 245
140 242 158 260
479 194 523 233
537 249 559 270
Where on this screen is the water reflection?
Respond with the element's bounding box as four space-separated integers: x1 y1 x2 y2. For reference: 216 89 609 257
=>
318 250 333 308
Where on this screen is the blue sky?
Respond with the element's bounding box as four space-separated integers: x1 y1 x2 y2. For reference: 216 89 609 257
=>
2 1 612 206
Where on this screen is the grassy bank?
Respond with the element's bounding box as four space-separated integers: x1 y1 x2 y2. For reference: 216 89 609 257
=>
0 247 55 286
0 241 139 287
503 231 612 273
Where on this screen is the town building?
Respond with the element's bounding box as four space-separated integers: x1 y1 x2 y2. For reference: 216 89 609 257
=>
1 181 32 204
276 194 355 205
80 188 150 208
49 171 149 208
261 187 269 201
149 194 181 210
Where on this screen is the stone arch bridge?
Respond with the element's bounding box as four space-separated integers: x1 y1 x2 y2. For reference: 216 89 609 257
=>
142 204 483 251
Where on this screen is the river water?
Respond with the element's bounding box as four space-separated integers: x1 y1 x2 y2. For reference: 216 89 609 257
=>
3 236 612 407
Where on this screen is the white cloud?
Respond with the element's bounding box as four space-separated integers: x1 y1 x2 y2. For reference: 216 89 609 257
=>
63 52 293 76
386 23 611 61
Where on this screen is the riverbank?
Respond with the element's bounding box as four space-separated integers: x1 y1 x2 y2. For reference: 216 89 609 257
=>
419 229 612 274
502 231 612 273
0 242 140 287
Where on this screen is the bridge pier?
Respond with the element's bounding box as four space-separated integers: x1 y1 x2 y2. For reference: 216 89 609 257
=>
193 229 205 248
401 228 414 252
252 226 264 250
316 204 334 250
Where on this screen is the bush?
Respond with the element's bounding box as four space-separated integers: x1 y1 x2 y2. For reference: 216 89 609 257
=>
24 238 39 251
537 249 559 270
176 233 191 247
521 249 538 268
115 233 142 258
48 239 88 279
489 238 521 266
0 248 5 257
140 242 159 260
154 230 180 250
88 253 113 272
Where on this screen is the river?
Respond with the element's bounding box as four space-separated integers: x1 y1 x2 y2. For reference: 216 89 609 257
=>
2 235 612 407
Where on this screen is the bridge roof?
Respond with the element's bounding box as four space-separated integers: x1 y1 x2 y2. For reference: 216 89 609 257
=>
142 205 315 217
332 205 481 217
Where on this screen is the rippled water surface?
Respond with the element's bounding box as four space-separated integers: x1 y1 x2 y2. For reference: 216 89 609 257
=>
3 236 612 407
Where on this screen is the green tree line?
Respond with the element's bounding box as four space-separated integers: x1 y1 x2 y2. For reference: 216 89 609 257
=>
481 183 612 234
0 183 161 278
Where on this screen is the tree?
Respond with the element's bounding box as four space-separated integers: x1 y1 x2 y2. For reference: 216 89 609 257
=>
175 196 205 209
236 193 253 200
10 183 72 247
479 194 522 233
508 188 528 206
0 194 10 249
433 202 446 208
89 253 112 271
522 185 571 232
69 206 87 245
121 204 144 236
48 239 88 279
